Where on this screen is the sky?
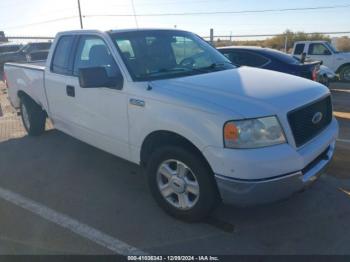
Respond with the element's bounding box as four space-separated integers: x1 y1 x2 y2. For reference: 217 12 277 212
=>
0 0 350 38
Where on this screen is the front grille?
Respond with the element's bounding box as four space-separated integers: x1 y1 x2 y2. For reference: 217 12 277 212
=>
288 96 332 147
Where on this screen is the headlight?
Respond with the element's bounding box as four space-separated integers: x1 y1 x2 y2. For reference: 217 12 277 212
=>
223 116 286 149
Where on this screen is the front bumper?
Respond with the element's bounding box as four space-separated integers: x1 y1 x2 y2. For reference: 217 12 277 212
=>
214 141 335 206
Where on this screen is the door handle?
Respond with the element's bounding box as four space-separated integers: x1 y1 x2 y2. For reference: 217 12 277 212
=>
66 85 75 97
129 98 145 107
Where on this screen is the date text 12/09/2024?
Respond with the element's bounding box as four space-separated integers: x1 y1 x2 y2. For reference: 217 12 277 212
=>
127 255 220 261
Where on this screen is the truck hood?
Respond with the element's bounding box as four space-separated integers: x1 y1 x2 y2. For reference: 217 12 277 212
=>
335 52 350 59
152 67 329 119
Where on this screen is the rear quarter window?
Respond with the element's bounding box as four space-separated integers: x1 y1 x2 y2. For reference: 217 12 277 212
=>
294 44 305 55
51 36 74 75
265 49 300 65
223 50 269 67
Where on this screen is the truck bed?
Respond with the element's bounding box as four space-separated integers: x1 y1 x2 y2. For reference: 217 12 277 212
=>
4 62 49 111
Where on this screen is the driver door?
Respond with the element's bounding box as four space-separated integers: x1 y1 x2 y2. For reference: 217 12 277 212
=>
307 43 334 69
68 35 130 160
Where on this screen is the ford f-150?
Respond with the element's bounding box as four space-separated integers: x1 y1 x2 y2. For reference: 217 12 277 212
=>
4 29 338 221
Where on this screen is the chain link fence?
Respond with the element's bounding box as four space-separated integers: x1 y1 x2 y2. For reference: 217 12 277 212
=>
3 36 54 44
202 31 350 53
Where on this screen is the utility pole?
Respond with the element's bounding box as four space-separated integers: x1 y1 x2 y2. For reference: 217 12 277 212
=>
210 28 214 45
131 0 139 28
77 0 83 29
284 35 288 53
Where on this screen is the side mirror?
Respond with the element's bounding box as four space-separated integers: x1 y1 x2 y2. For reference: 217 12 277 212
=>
300 52 306 63
323 49 331 55
79 67 123 89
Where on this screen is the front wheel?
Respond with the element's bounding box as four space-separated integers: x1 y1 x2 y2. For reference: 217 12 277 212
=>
20 96 46 136
146 146 220 222
339 65 350 82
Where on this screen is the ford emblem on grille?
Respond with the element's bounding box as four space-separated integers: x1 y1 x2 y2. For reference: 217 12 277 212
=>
312 112 323 124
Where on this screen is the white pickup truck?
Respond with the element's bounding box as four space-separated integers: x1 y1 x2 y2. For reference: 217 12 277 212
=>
4 29 338 221
292 40 350 81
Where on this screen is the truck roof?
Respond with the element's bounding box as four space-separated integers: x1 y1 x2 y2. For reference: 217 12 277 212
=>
218 46 263 50
294 40 328 44
57 28 189 36
109 28 187 33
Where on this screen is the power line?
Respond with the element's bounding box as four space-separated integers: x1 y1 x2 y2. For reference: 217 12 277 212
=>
1 16 78 30
84 4 350 17
2 4 350 31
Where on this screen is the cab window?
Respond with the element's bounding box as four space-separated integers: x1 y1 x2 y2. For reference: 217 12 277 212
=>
73 35 122 79
223 50 269 67
51 36 75 75
294 43 305 55
308 43 331 55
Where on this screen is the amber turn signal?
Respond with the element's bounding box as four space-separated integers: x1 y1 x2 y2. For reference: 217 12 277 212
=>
224 122 239 141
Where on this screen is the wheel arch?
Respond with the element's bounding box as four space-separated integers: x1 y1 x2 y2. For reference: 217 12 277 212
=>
17 90 47 116
140 130 212 171
18 90 30 99
15 90 31 108
336 62 350 74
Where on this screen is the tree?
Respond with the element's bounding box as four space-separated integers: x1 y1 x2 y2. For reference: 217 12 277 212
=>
214 30 333 52
336 36 350 52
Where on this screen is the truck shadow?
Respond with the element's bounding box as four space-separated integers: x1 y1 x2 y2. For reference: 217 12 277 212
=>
0 130 349 254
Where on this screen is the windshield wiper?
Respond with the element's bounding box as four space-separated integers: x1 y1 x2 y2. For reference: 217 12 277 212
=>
145 68 190 76
194 61 237 72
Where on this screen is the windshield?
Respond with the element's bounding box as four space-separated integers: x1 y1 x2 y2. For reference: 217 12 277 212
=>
109 30 234 81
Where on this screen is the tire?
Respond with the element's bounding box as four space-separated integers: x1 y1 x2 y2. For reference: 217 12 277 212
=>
339 65 350 82
20 95 46 136
320 75 329 87
146 146 220 222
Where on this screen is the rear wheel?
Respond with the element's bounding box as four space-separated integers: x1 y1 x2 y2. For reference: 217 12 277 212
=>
339 65 350 82
146 146 220 222
20 96 46 136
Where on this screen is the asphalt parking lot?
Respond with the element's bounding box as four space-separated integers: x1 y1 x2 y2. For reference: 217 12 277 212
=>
0 80 349 255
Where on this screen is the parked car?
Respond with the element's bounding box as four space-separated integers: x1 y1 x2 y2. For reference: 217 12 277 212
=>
292 40 350 81
0 42 51 71
4 29 338 221
0 43 23 54
317 65 337 86
218 46 321 82
26 50 49 62
292 55 336 87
